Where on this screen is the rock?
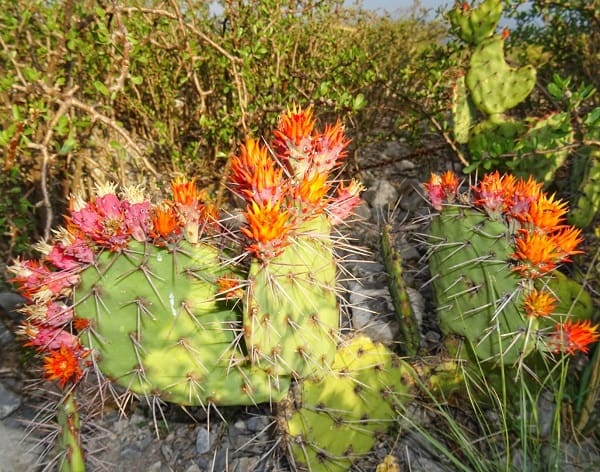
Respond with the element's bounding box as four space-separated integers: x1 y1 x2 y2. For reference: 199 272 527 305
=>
0 292 26 321
350 285 398 343
246 415 270 433
0 422 40 472
195 426 213 454
365 179 399 209
0 320 14 344
0 383 21 419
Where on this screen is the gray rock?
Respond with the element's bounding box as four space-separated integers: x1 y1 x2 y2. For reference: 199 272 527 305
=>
0 292 26 320
366 179 398 209
0 422 40 472
0 383 21 419
246 415 270 433
195 426 215 454
0 320 14 344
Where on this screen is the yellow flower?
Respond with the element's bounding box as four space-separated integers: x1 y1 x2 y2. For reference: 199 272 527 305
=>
523 288 557 318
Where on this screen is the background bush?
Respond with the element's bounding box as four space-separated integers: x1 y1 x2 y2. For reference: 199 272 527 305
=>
0 0 445 271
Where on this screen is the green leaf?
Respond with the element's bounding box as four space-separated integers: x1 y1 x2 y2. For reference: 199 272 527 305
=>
93 81 110 96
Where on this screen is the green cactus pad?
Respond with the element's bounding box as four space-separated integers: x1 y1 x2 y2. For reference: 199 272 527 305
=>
537 272 594 331
452 75 475 144
428 206 537 365
468 117 525 162
515 112 574 183
568 147 600 228
466 36 536 115
243 215 339 378
75 240 290 406
447 0 503 45
281 335 416 471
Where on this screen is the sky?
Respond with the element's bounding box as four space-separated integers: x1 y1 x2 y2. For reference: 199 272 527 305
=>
355 0 452 15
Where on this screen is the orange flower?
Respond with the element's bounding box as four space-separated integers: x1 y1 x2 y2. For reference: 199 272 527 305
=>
216 274 244 300
151 202 181 239
43 345 83 388
230 139 286 205
505 176 542 220
550 226 583 259
273 105 316 150
525 193 568 231
440 170 460 197
272 106 315 177
523 288 557 318
512 231 561 278
549 320 600 355
241 200 291 259
472 171 506 213
295 172 329 209
171 176 202 207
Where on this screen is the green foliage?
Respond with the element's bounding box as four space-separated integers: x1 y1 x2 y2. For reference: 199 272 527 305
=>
0 166 36 263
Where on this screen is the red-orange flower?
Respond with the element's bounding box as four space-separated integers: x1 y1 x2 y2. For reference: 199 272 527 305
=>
273 105 316 152
151 202 181 239
505 175 542 221
424 171 460 211
272 106 316 177
549 320 600 355
523 288 557 318
43 345 83 388
241 200 291 259
312 121 350 175
230 138 286 205
171 176 202 207
472 171 506 213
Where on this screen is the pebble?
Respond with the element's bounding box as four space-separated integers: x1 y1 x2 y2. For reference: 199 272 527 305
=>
195 426 213 454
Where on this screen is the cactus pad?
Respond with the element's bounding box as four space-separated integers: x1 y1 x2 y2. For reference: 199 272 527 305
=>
244 215 339 378
466 36 536 115
280 335 416 471
447 0 503 45
428 206 533 365
76 240 289 405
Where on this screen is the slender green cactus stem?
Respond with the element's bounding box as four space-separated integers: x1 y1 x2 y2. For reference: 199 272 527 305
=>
381 224 420 356
57 392 85 472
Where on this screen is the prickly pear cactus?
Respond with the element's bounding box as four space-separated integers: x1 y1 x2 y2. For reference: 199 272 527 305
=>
75 240 287 405
231 107 363 378
447 0 502 45
466 36 536 116
10 106 367 469
424 171 594 365
280 334 416 472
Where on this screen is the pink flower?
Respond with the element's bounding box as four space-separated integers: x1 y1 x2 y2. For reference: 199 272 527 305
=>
24 325 79 351
327 180 365 224
123 200 152 241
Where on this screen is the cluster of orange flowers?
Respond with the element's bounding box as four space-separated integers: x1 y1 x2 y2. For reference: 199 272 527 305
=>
230 106 363 260
425 170 599 356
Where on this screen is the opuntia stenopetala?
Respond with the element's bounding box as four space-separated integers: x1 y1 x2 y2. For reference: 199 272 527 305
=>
9 106 367 470
424 170 599 368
